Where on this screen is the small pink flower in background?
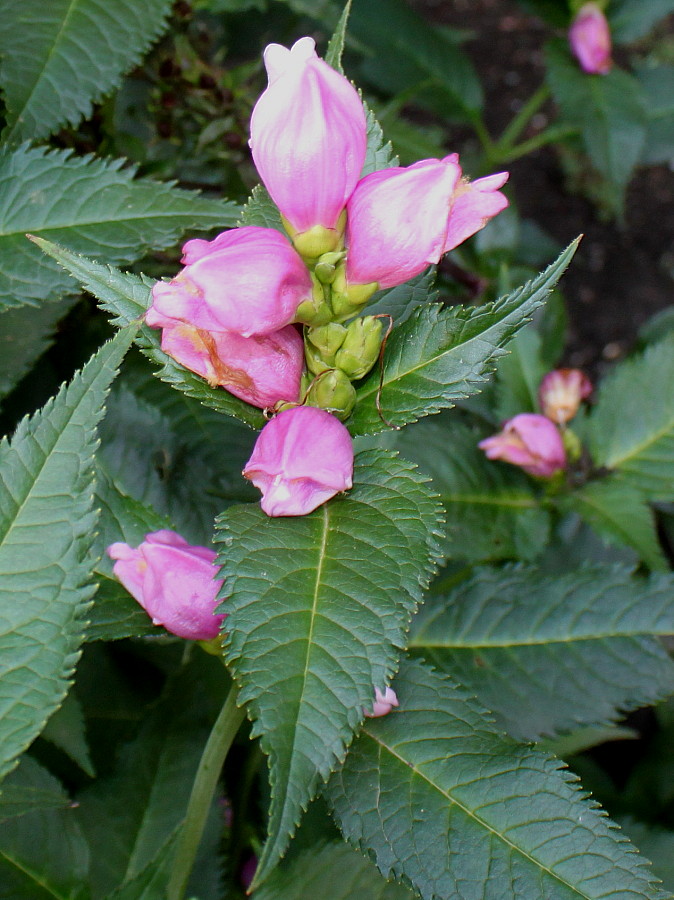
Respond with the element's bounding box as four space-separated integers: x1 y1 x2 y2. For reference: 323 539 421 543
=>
365 687 399 718
250 36 367 238
147 226 312 338
243 406 354 517
478 413 567 478
107 530 225 641
538 368 592 424
569 3 612 75
146 315 304 409
345 155 508 290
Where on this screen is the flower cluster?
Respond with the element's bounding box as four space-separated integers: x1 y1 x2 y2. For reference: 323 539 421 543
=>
146 36 508 518
479 368 592 478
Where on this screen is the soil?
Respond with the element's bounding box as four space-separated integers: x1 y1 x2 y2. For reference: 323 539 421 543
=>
413 0 674 374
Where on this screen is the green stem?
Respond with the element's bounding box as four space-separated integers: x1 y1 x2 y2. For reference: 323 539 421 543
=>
496 82 550 153
167 686 246 900
496 124 580 164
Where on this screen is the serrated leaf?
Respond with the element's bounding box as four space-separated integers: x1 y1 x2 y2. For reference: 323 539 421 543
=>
0 325 136 783
392 417 550 563
588 336 674 500
0 295 77 405
410 565 674 740
239 184 285 232
616 820 674 891
325 0 352 72
362 102 398 175
365 268 438 325
256 841 414 900
0 756 89 898
30 236 266 429
546 42 647 214
350 239 579 435
0 0 173 143
215 449 443 885
0 756 70 823
560 478 667 571
327 657 670 900
0 145 238 310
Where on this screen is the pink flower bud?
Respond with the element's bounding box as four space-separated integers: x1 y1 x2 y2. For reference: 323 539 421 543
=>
345 155 508 290
243 406 354 517
478 413 567 478
250 37 367 238
569 3 612 75
365 687 399 718
145 312 304 409
147 227 313 338
107 530 225 641
538 368 593 424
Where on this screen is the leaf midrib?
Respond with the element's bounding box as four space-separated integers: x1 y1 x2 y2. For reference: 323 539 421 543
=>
0 848 71 899
363 729 596 900
603 410 674 470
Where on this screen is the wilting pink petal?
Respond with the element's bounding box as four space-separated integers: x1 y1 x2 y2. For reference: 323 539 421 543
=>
345 154 508 290
243 406 354 516
538 368 592 424
478 413 566 478
107 530 225 640
147 226 312 338
149 319 304 409
365 687 399 718
569 3 612 75
250 36 366 236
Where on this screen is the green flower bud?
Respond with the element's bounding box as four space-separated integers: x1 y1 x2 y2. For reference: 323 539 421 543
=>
330 266 378 322
334 316 383 380
294 275 334 327
305 369 356 420
562 427 583 463
314 250 346 285
307 323 347 360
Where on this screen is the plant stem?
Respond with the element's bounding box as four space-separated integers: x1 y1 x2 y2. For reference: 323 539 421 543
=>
496 124 580 164
496 82 550 154
167 686 246 900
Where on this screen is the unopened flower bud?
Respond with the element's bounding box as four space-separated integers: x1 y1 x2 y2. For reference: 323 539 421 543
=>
107 530 225 641
478 413 566 478
335 316 383 380
305 369 356 420
294 275 335 327
562 427 583 463
250 37 366 239
147 226 312 337
243 406 354 516
365 687 399 718
538 368 592 424
314 250 346 285
569 3 612 75
147 314 304 408
306 322 347 361
330 267 378 321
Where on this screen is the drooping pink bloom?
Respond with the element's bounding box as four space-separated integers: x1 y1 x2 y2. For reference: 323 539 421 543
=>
243 406 354 517
365 687 399 718
345 155 508 289
250 36 367 240
538 368 592 424
107 530 225 641
478 413 567 478
146 312 304 409
569 3 613 75
147 227 313 338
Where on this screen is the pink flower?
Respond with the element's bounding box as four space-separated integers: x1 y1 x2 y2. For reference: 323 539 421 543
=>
145 314 304 409
478 413 567 478
345 155 508 290
569 3 612 75
365 687 399 718
107 531 225 641
243 406 354 516
147 227 313 338
538 368 592 424
250 37 366 242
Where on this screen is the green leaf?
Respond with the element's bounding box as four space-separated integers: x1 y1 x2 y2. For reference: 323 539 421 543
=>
327 657 670 900
546 42 647 214
0 757 89 898
215 449 443 885
616 820 674 891
588 336 674 500
350 239 580 435
610 0 674 42
40 691 95 777
410 565 674 740
0 0 173 143
362 102 398 175
239 184 285 233
365 268 438 325
0 145 238 310
0 756 70 823
634 65 674 167
325 0 352 72
560 479 668 571
30 236 266 429
393 417 550 563
0 324 136 783
494 324 547 420
0 296 78 405
256 841 414 900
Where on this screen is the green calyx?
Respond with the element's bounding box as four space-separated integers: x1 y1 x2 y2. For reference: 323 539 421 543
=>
305 369 356 420
283 210 347 261
330 267 378 322
335 316 383 380
305 323 348 374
